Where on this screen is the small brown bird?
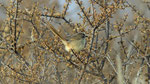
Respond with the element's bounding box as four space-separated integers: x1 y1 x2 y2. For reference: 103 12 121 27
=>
47 22 87 52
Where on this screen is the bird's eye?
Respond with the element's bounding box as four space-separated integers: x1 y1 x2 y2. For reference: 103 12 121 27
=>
82 34 86 38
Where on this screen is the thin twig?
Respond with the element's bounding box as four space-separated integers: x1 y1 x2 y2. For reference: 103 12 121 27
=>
89 17 108 53
56 63 63 84
76 0 93 27
106 54 118 74
14 0 19 53
71 49 84 64
78 65 86 84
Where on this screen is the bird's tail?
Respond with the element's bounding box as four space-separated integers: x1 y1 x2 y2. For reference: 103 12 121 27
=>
47 22 66 41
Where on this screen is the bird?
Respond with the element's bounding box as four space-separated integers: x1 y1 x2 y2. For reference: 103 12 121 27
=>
47 22 87 52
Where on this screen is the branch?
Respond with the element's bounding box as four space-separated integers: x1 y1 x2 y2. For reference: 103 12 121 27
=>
76 0 93 27
14 0 19 53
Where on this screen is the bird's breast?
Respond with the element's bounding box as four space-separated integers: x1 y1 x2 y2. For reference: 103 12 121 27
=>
67 38 86 52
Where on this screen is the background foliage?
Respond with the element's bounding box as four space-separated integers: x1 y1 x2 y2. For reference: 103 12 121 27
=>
0 0 150 84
